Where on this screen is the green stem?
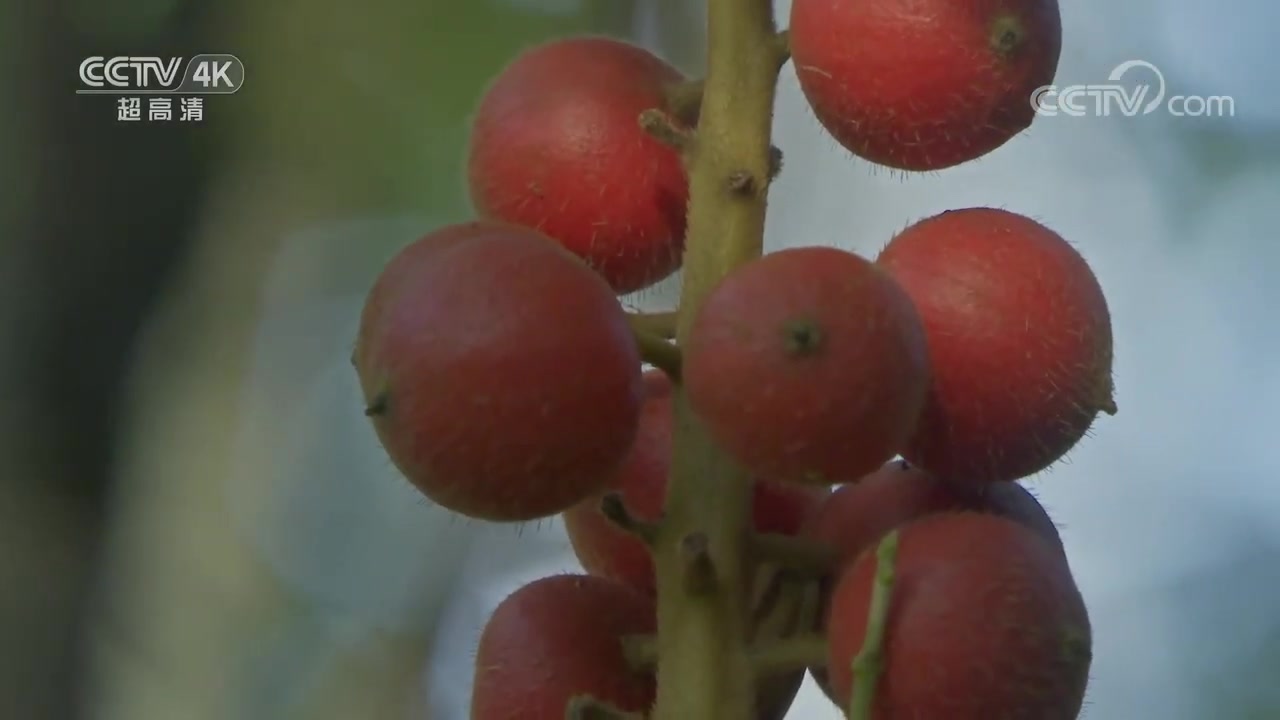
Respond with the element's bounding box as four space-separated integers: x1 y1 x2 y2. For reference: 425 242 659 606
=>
747 633 829 677
626 311 678 339
640 109 694 150
847 530 901 720
750 532 840 578
650 0 786 717
663 78 705 126
631 331 683 381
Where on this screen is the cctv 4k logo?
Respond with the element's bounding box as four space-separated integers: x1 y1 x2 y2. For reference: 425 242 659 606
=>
77 54 245 94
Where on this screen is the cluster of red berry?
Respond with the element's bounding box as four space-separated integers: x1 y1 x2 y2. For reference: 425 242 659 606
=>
353 1 1114 717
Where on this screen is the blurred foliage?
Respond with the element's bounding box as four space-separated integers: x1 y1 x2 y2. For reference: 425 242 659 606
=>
69 3 675 720
226 0 640 234
66 0 186 41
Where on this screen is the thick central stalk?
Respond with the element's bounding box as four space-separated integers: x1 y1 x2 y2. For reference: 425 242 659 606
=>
650 0 783 718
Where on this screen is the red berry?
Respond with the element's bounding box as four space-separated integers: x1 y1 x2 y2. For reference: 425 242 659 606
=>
472 574 655 720
354 221 644 521
752 479 830 539
826 513 1091 718
807 460 1065 566
467 36 690 294
876 207 1115 486
804 460 1065 701
789 0 1062 171
563 375 828 595
683 246 930 485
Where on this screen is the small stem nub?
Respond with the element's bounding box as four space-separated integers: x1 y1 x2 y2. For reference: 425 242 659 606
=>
600 493 659 545
848 530 901 720
679 531 717 594
1098 383 1119 416
640 108 693 151
772 30 792 68
565 695 646 720
726 170 758 196
768 146 784 181
364 391 388 417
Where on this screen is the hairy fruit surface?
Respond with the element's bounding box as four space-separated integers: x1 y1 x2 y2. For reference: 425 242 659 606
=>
468 36 690 293
790 0 1062 170
877 207 1114 486
826 512 1091 718
471 574 656 719
684 246 930 485
354 221 644 521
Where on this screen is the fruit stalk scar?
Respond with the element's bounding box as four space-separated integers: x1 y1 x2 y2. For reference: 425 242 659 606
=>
648 0 787 716
847 529 900 720
989 15 1028 57
782 318 824 356
363 390 388 417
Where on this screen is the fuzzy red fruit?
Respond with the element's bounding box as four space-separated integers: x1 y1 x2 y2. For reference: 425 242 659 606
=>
876 207 1115 486
354 221 644 521
471 574 655 720
564 374 828 594
804 460 1066 702
683 246 929 485
807 460 1065 566
467 36 689 294
826 513 1091 718
789 0 1062 170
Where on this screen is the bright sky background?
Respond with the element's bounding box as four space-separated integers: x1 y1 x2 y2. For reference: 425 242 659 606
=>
199 0 1280 718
